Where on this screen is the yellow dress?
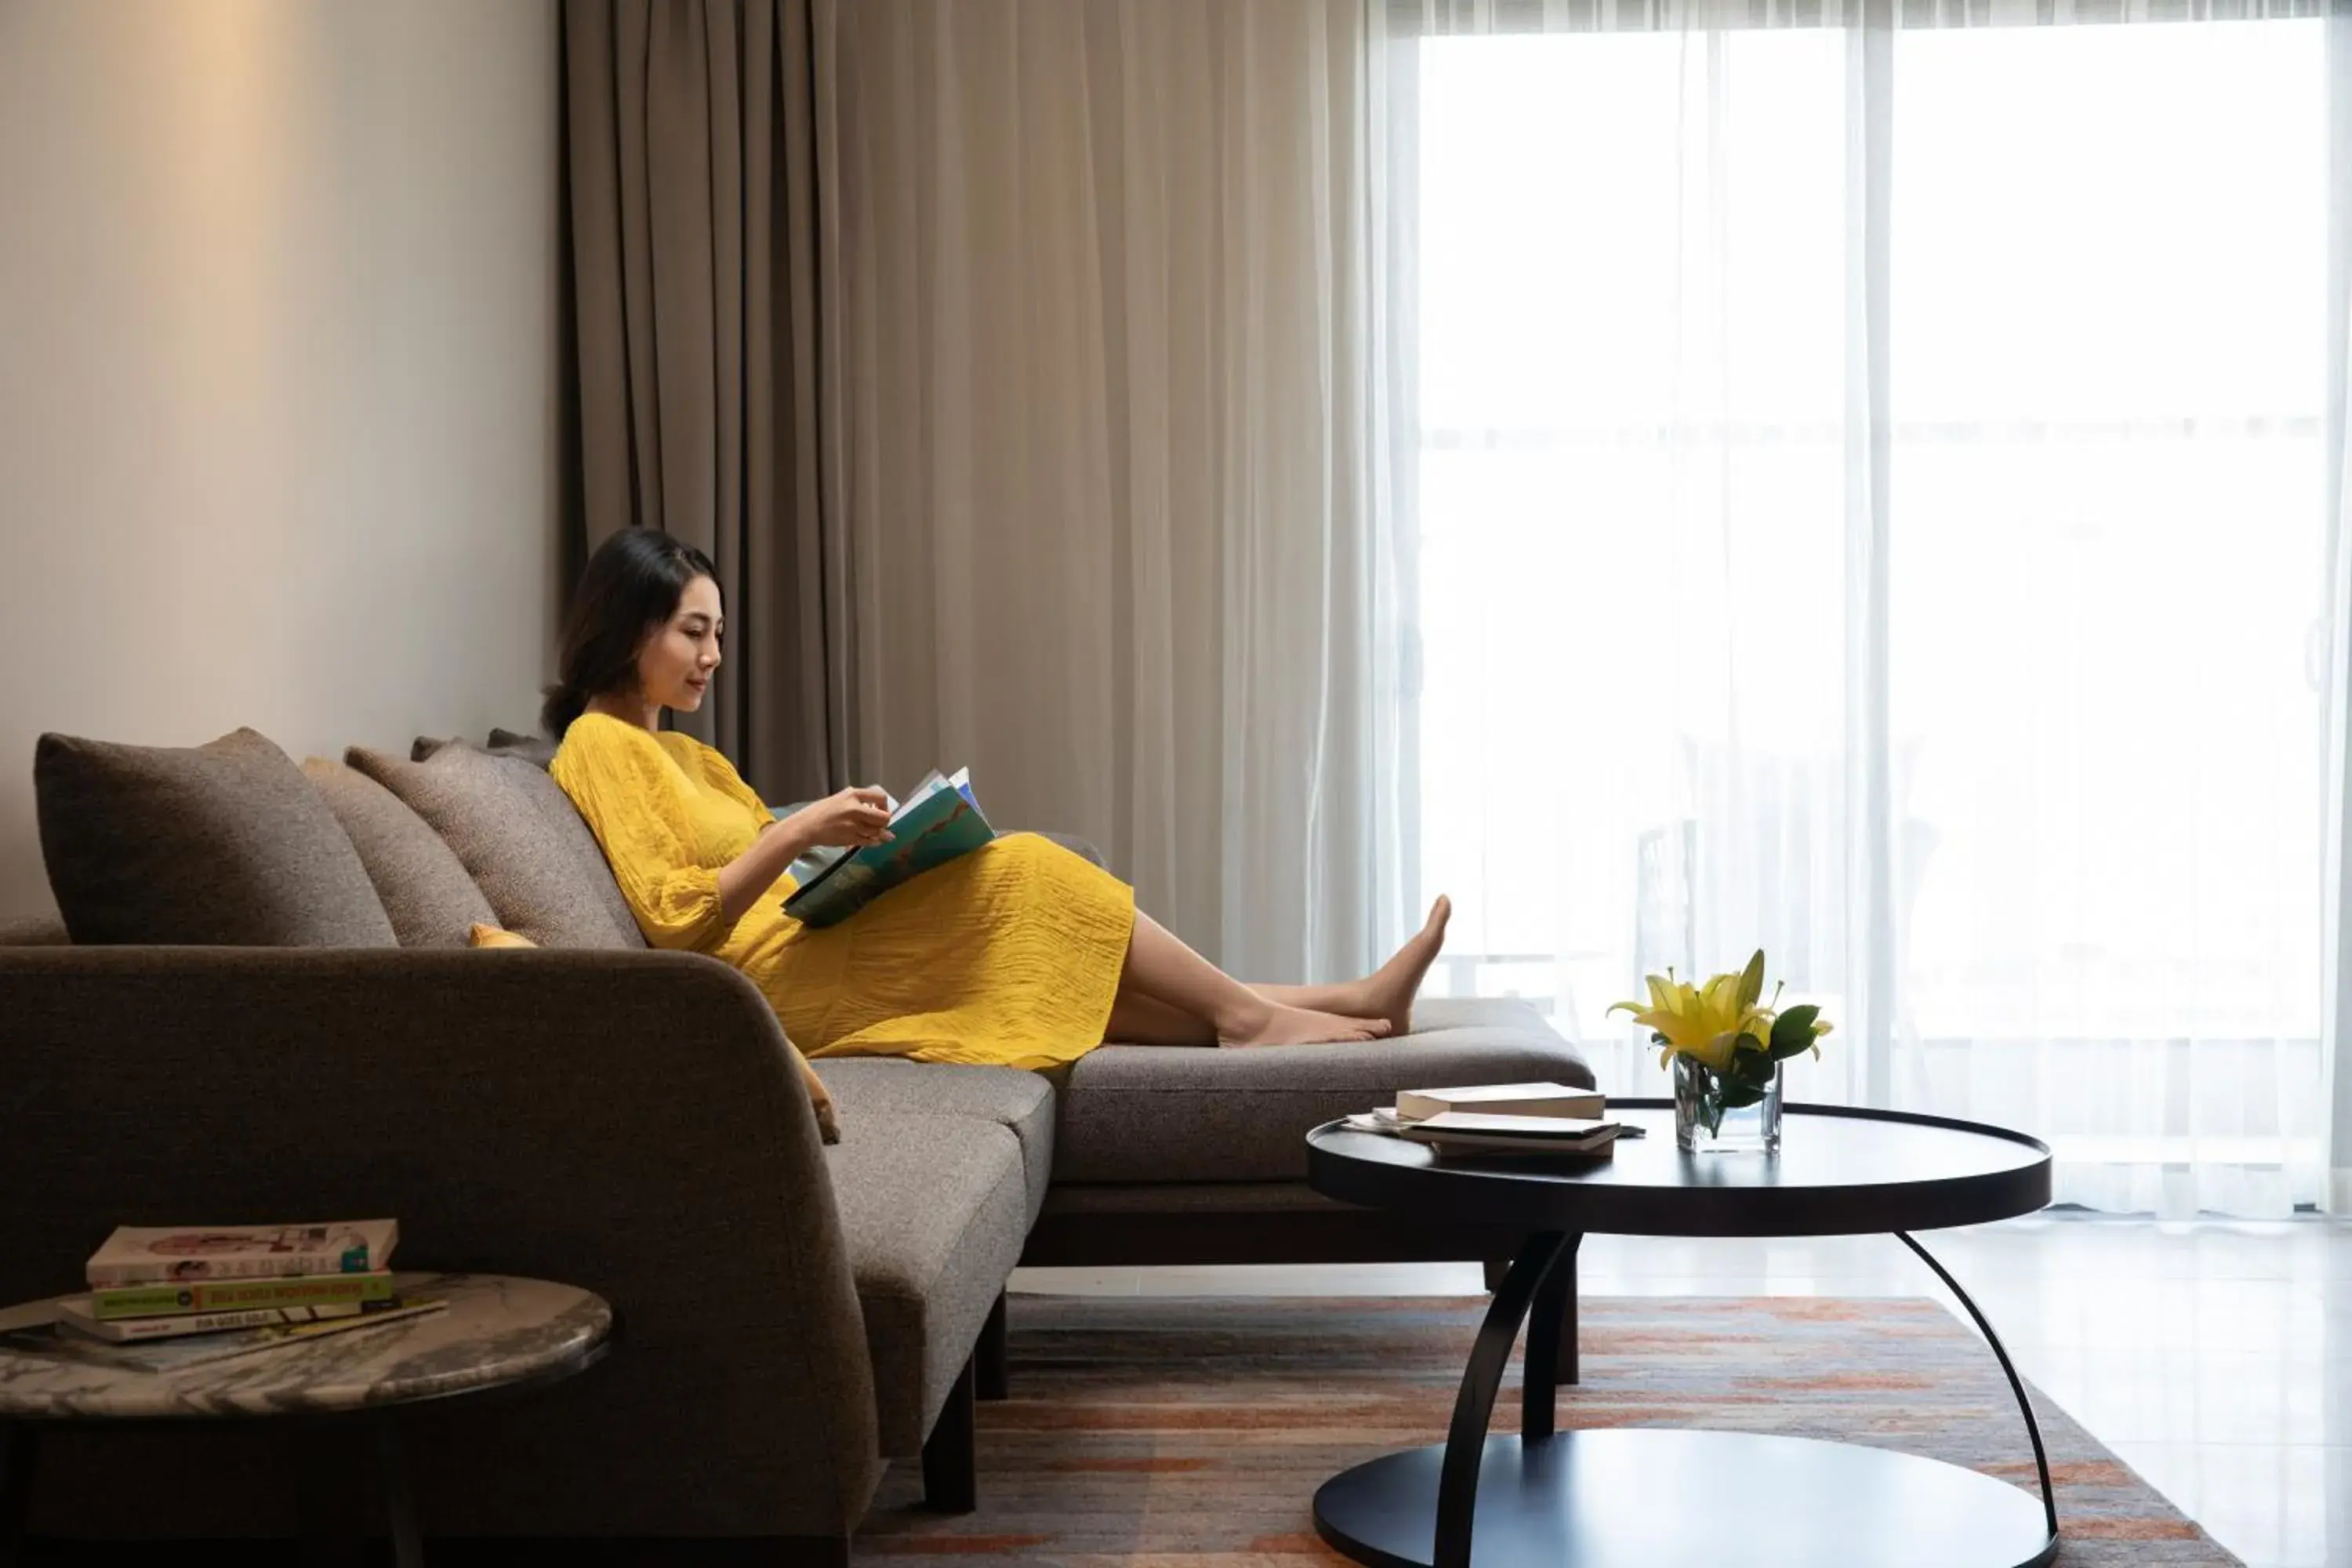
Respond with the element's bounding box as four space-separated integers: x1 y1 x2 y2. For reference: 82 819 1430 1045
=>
550 713 1136 1071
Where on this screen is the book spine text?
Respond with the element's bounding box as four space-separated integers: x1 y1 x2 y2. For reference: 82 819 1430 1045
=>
92 1273 396 1321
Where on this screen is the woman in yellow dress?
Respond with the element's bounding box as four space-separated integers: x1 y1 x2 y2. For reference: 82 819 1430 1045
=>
544 530 1451 1074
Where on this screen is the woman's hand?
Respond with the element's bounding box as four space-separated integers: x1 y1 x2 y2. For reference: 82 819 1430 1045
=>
793 786 895 850
721 786 892 926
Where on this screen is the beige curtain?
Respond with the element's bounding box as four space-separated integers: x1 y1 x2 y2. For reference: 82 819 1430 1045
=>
563 0 853 801
831 0 1410 978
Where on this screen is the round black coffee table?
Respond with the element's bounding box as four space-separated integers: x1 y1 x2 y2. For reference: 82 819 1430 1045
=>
1305 1101 2055 1568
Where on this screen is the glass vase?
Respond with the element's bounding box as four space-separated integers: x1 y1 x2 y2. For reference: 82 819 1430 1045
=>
1672 1052 1784 1154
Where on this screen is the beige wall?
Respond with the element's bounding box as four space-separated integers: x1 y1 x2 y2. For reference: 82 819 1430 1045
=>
0 0 564 919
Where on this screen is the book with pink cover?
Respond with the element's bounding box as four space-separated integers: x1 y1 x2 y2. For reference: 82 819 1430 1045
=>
85 1221 398 1287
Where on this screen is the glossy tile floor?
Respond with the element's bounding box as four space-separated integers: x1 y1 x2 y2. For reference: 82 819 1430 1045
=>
1013 1212 2352 1568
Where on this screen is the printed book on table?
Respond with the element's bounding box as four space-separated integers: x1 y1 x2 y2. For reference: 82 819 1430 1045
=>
89 1271 398 1322
1395 1082 1605 1122
58 1296 379 1342
85 1221 397 1287
3 1297 448 1374
1395 1112 1623 1159
782 768 994 928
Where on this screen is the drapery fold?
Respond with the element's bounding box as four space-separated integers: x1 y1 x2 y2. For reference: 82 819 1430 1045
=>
829 0 1408 979
562 0 852 803
563 0 1405 978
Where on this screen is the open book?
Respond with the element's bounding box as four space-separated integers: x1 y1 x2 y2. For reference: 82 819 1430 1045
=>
782 768 995 928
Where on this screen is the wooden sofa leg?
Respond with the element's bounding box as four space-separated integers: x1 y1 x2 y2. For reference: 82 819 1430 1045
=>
773 1534 854 1567
976 1290 1009 1401
921 1356 978 1515
1483 1255 1510 1292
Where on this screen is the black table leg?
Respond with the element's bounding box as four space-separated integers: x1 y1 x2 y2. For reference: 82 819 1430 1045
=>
373 1414 423 1568
1519 1232 1581 1439
1434 1229 1566 1568
293 1421 365 1568
0 1423 35 1568
1896 1229 2060 1543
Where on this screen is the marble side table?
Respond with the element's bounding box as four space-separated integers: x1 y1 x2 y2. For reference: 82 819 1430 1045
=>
0 1272 613 1567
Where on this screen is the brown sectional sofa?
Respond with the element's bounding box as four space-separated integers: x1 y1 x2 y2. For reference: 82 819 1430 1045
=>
0 727 1591 1563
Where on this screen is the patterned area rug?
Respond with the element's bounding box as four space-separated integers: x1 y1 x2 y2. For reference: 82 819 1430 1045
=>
857 1294 2241 1566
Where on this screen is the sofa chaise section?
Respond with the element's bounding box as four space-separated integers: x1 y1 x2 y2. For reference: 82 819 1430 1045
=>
1025 995 1595 1268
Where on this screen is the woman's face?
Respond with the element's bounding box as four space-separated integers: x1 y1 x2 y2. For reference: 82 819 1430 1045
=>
637 574 724 713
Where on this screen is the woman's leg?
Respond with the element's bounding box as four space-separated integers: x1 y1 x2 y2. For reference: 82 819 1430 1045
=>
1249 897 1453 1036
1117 910 1390 1047
1103 989 1218 1047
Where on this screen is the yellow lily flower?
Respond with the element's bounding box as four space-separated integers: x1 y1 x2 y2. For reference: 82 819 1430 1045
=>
1609 949 1777 1073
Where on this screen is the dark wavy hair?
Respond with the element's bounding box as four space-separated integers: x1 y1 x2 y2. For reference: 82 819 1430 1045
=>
541 529 721 737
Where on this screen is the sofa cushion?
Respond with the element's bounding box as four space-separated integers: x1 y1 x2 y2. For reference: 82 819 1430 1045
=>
486 727 560 768
824 1113 1026 1456
348 742 644 950
818 1059 1054 1227
1052 997 1593 1184
35 728 397 948
300 758 495 949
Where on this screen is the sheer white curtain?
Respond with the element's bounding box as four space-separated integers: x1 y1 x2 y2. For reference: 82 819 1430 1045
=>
830 0 1409 981
1387 1 2343 1215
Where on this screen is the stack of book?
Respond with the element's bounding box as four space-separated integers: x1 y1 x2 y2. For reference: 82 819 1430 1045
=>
27 1220 444 1372
1347 1081 1624 1160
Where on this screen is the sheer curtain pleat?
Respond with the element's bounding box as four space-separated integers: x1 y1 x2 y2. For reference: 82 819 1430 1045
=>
833 1 1406 978
1388 9 2341 1215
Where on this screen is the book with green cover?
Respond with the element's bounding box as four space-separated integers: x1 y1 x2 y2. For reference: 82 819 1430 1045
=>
59 1296 374 1341
782 768 995 928
91 1271 397 1321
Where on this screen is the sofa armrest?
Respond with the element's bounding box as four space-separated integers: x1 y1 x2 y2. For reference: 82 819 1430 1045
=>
0 946 881 1540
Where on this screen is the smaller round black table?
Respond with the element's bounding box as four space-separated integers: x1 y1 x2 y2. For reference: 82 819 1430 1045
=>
1306 1102 2055 1568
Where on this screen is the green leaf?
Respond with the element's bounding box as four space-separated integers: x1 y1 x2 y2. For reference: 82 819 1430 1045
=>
1718 1081 1766 1110
1770 1004 1820 1060
1736 949 1766 1011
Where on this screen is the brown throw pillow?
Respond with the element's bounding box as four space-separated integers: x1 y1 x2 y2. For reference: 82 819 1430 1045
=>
34 728 397 947
347 741 644 949
302 759 496 949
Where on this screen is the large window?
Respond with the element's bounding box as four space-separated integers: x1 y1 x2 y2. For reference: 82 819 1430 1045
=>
1402 16 2331 1214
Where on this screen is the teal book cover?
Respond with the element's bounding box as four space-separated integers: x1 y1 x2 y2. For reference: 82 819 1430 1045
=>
782 770 993 927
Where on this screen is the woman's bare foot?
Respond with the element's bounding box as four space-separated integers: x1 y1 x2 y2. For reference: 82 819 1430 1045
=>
1219 1000 1393 1049
1357 895 1452 1036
